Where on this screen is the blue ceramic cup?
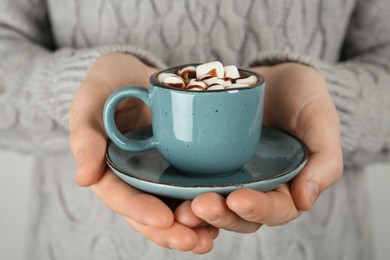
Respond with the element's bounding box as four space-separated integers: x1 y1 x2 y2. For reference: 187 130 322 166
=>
103 65 265 177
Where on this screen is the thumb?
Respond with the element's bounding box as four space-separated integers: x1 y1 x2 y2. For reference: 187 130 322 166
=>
70 126 107 187
290 151 343 211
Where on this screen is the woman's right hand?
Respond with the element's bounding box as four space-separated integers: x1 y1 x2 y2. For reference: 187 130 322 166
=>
69 53 219 254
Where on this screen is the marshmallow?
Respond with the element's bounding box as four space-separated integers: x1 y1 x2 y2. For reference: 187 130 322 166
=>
201 76 219 86
235 75 258 86
158 73 179 82
196 61 224 79
220 78 232 87
177 66 196 80
224 65 240 79
207 84 225 91
163 76 185 89
212 78 231 87
228 83 250 89
158 62 258 91
202 77 232 87
187 86 204 91
187 79 207 89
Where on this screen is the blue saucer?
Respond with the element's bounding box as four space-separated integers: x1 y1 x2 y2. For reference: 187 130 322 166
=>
106 126 308 200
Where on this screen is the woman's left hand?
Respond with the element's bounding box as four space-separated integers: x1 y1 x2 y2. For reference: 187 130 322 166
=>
174 63 343 233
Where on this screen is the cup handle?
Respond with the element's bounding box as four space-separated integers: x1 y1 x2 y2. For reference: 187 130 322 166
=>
103 86 155 152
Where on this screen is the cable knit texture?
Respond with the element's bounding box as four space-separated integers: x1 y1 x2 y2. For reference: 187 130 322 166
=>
0 0 389 259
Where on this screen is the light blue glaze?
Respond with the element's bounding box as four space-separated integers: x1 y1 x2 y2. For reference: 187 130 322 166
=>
103 67 265 176
103 87 155 151
106 126 308 200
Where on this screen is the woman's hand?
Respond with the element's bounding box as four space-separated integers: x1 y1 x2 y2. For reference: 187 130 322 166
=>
176 63 343 233
69 53 218 254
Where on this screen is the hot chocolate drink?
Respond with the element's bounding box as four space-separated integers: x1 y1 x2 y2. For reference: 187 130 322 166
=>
158 61 258 91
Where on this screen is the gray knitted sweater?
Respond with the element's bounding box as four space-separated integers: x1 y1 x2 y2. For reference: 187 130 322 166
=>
0 0 389 259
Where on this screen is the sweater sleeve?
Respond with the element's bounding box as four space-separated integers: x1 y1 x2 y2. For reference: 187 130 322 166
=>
245 0 390 167
0 0 165 153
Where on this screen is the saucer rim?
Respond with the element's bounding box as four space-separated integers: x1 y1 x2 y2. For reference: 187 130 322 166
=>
105 126 309 188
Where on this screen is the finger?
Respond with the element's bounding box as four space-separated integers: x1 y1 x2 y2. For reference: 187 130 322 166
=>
191 193 262 233
69 124 107 186
226 187 300 226
290 151 343 211
127 218 199 252
204 225 220 240
92 170 174 228
69 84 109 186
174 201 220 254
191 226 218 254
293 109 343 210
114 97 152 132
174 201 207 228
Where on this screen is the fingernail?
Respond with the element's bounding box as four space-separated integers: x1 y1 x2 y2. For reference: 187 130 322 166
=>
306 181 319 207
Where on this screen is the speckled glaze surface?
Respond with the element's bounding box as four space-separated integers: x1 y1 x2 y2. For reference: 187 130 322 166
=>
104 66 265 176
106 126 308 200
